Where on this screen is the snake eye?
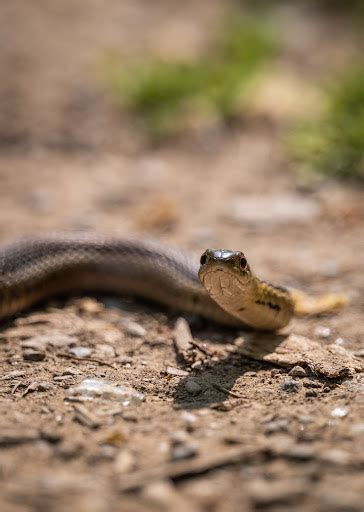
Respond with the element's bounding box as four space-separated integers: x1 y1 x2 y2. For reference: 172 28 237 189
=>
200 253 208 266
239 256 248 271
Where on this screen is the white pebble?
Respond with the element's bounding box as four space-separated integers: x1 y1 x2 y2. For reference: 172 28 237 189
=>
331 406 349 418
314 326 331 339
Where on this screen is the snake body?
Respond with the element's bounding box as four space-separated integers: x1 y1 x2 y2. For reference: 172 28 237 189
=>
0 233 295 330
0 234 240 327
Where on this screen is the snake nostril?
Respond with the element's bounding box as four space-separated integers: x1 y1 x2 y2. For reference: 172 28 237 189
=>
200 253 208 266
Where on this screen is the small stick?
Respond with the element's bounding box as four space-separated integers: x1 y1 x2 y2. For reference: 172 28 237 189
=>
173 317 193 356
190 340 212 357
212 383 245 399
56 352 116 369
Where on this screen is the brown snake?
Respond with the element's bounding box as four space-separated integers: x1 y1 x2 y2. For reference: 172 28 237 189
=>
0 233 346 330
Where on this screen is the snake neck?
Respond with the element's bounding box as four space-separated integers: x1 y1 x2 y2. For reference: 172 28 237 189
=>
246 277 294 330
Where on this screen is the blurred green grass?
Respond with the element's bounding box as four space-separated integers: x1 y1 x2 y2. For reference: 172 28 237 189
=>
104 18 278 138
291 68 364 182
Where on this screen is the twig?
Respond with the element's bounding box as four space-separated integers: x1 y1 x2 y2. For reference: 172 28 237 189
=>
56 352 116 368
212 383 245 399
190 340 212 357
173 317 193 357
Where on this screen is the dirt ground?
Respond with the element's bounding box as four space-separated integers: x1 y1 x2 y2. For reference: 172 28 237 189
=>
0 2 364 511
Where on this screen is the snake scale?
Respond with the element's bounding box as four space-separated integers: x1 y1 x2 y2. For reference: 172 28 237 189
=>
0 233 346 330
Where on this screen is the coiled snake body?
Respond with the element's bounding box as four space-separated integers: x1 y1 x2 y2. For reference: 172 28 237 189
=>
0 234 345 330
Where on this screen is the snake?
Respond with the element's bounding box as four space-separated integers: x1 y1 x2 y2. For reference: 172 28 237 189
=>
0 233 346 331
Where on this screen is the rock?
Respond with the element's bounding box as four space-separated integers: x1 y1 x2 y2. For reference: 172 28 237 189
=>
314 326 331 339
62 367 81 376
280 378 300 393
21 338 48 351
303 380 321 388
23 349 46 361
66 378 145 404
334 337 345 346
185 379 203 395
122 320 146 338
289 366 307 378
237 333 363 379
170 441 199 461
166 366 189 377
331 406 349 418
305 389 318 398
68 346 92 358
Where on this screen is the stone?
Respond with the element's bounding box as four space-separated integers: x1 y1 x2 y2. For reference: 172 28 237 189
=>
280 378 300 393
23 349 46 361
185 379 203 395
289 366 307 378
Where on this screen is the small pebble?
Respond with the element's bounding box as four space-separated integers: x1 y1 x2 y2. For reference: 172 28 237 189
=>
303 380 321 389
53 375 73 382
62 367 81 376
67 378 145 404
244 371 257 377
23 349 46 361
122 320 146 338
21 338 48 351
170 442 199 461
166 366 189 377
185 379 202 395
289 366 307 378
280 378 300 393
68 346 92 358
270 369 282 377
331 406 349 418
305 390 318 398
334 337 345 346
314 326 331 339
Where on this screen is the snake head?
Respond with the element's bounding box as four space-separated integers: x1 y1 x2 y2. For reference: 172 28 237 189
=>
198 249 252 286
